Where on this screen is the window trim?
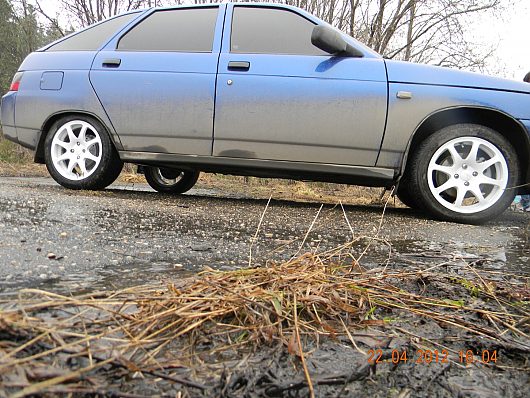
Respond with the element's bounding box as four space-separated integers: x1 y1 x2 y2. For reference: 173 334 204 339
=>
43 11 142 52
115 6 220 53
229 5 327 57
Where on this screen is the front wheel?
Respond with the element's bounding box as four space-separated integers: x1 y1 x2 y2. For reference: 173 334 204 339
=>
144 167 199 194
406 124 519 224
395 183 422 209
44 115 123 190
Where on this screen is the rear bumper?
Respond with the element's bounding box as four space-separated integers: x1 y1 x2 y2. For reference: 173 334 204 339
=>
1 92 18 143
1 91 40 151
16 127 40 150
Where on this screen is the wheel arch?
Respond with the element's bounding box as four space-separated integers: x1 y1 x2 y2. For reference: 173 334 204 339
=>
400 106 530 194
34 111 122 164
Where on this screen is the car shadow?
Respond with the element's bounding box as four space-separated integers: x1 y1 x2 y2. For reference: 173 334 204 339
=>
59 184 433 222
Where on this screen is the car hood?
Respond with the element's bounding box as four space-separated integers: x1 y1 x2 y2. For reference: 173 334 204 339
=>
385 60 530 94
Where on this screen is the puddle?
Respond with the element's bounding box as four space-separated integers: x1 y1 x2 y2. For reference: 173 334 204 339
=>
1 177 528 297
60 263 198 293
389 236 530 274
3 231 526 296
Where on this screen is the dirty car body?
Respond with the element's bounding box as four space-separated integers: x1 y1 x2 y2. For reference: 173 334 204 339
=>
1 2 530 224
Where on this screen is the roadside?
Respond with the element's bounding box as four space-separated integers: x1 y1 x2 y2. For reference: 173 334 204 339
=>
0 176 528 397
0 176 527 293
0 157 384 205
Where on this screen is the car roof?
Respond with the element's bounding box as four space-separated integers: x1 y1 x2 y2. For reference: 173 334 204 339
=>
147 2 301 11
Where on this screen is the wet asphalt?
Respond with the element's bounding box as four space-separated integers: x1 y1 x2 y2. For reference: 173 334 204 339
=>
0 176 528 294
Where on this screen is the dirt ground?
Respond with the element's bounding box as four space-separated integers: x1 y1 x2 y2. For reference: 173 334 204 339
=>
0 172 528 397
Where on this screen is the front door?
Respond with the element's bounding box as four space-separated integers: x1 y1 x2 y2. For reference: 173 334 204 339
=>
213 5 388 166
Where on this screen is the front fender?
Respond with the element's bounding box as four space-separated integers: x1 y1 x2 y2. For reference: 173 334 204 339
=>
377 83 530 170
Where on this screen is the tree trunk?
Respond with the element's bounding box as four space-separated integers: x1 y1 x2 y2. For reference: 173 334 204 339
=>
405 0 416 61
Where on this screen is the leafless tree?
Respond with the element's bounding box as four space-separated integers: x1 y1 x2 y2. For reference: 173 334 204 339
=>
28 0 505 71
205 0 504 72
29 0 152 28
362 0 503 71
279 0 504 71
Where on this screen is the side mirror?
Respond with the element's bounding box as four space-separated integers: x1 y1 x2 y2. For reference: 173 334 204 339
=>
311 25 364 58
524 72 530 83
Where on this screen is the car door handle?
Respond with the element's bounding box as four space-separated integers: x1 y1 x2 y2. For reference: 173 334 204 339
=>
102 58 121 68
228 61 250 71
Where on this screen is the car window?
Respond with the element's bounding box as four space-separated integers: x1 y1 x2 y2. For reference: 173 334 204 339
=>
231 7 326 56
117 8 218 52
47 13 139 51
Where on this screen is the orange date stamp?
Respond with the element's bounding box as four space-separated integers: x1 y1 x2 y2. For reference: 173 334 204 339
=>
367 349 498 365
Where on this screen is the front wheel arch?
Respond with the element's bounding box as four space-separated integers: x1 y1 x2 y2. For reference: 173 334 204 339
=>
399 107 529 191
405 124 519 223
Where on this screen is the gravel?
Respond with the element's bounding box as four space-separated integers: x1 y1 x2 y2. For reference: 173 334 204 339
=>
0 176 527 294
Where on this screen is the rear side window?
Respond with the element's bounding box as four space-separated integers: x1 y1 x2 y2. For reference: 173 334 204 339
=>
118 8 218 52
231 7 326 56
47 13 139 51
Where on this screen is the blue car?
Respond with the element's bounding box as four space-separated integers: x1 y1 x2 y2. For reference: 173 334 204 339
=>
1 2 529 224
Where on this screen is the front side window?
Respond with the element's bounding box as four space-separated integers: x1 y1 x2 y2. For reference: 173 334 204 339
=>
231 7 326 56
47 13 139 51
118 8 218 52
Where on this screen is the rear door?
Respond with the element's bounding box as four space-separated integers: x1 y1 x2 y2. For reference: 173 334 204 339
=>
90 6 224 155
213 5 388 166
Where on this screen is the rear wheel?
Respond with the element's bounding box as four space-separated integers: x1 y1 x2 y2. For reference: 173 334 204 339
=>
144 166 199 194
44 115 123 190
407 124 519 224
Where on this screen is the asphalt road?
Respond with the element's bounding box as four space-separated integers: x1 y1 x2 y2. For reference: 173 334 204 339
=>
0 176 528 294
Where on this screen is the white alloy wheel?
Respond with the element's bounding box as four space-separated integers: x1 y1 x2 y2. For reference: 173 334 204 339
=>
427 136 509 214
50 120 102 180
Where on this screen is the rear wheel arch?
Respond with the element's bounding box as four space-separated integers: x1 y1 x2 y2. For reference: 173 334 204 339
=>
400 107 530 188
43 114 124 190
35 111 122 164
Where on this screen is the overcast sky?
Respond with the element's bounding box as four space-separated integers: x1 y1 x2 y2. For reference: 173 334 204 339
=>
34 0 530 81
471 0 530 80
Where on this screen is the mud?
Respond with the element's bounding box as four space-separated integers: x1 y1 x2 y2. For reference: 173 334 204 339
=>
0 176 528 397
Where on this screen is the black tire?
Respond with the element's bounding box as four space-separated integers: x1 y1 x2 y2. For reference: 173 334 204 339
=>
407 124 519 224
395 182 421 209
44 115 123 190
144 166 199 194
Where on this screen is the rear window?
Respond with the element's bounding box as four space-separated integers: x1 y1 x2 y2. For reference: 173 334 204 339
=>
117 8 218 52
47 12 140 51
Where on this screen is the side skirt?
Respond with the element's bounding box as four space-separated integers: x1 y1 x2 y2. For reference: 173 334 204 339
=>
120 151 397 188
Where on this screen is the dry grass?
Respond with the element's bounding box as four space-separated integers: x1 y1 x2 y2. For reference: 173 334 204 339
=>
0 159 387 206
1 243 528 396
196 174 385 206
0 135 33 164
0 159 48 177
